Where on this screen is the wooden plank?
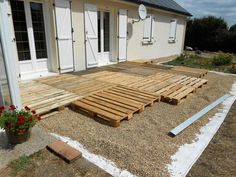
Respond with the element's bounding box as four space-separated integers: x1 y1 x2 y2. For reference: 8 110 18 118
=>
80 98 128 117
95 92 143 108
73 100 123 121
103 90 150 105
115 86 158 99
85 96 134 115
90 95 139 112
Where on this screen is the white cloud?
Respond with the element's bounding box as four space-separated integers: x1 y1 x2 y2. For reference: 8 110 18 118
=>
175 0 236 27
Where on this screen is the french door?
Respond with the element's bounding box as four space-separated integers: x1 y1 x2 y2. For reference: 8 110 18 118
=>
97 11 111 65
10 0 48 78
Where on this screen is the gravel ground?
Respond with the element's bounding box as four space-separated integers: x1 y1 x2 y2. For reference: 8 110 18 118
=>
0 126 56 170
39 72 236 177
187 101 236 177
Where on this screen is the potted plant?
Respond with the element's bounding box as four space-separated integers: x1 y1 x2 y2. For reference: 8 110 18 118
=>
0 105 41 144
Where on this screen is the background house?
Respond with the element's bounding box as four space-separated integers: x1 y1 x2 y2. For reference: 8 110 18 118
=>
1 0 191 80
0 0 190 106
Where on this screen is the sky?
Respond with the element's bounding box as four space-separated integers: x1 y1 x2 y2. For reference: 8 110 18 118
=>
175 0 236 27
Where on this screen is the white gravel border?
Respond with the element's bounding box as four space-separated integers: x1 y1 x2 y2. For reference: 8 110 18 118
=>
209 71 236 76
167 81 236 177
51 133 136 177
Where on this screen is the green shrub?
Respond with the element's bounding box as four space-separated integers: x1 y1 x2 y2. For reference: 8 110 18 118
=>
212 53 233 66
176 54 185 61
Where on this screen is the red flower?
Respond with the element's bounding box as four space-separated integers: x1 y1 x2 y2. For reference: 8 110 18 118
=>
31 110 36 114
25 106 30 111
9 105 16 111
18 119 25 125
18 129 25 134
17 115 25 121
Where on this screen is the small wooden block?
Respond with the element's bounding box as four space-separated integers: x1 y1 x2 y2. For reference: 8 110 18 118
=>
47 140 82 163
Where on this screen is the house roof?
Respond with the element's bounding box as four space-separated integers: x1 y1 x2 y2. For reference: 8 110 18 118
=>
123 0 192 16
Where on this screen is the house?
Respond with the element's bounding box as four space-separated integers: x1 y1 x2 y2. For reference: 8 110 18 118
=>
0 0 191 106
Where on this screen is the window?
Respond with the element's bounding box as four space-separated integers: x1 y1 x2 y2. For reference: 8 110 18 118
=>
169 19 177 42
103 12 110 52
30 2 48 59
143 15 154 44
97 11 101 53
10 0 31 61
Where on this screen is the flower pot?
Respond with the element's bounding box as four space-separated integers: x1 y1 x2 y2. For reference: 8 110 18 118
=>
6 130 31 144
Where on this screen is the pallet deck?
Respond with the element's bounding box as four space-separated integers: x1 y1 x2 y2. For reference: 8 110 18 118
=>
171 66 208 78
20 63 209 121
80 70 208 105
37 74 116 97
20 81 80 115
71 86 160 127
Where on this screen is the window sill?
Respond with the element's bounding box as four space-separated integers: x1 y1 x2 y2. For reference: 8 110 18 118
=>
142 39 155 45
168 39 176 43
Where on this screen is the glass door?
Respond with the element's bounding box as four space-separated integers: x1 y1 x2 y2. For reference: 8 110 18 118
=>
97 11 110 66
10 0 48 79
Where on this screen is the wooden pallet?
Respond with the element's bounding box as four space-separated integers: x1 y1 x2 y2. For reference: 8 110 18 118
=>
171 66 208 78
175 76 208 90
20 81 80 115
161 84 195 105
82 71 208 105
125 75 207 105
71 86 160 127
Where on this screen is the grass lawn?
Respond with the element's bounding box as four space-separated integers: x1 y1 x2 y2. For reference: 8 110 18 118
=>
165 51 236 74
0 149 110 177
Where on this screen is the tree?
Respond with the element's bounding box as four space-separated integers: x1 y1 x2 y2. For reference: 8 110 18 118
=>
229 24 236 33
185 16 231 52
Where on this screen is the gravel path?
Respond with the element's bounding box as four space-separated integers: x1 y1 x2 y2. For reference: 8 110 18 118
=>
40 72 236 176
0 126 56 170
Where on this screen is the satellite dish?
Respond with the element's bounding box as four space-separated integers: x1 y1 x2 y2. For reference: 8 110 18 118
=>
138 4 147 20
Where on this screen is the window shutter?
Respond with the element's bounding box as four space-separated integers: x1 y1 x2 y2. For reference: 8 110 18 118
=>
143 15 154 42
143 15 151 41
169 19 177 41
151 16 154 40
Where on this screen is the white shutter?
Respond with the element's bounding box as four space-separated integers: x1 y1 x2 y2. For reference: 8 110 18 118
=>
143 15 154 43
143 15 152 41
118 9 128 61
151 16 154 40
84 4 98 68
169 19 177 41
54 0 74 73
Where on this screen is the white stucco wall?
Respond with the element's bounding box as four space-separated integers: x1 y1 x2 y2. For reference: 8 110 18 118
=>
69 0 188 71
8 0 187 74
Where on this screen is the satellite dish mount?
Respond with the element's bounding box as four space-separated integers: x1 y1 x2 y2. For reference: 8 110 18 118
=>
132 4 147 24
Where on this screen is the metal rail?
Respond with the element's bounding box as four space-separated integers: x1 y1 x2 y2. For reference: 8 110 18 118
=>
169 94 231 137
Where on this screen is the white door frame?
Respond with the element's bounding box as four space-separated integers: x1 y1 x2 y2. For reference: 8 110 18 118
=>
10 0 51 79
